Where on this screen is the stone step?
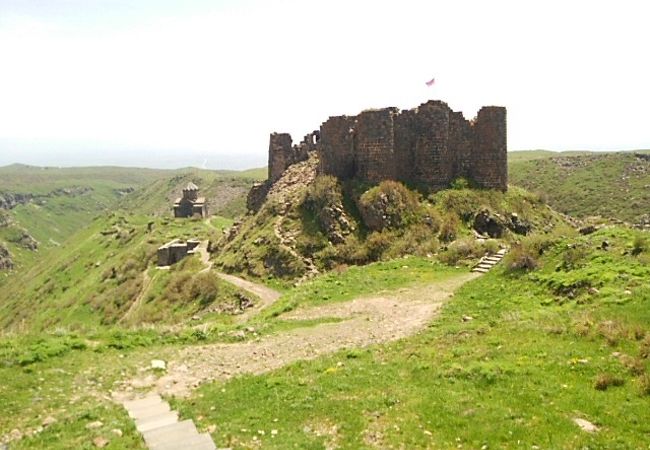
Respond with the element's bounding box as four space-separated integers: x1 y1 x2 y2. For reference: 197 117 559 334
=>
124 395 164 412
476 263 494 269
152 433 216 450
136 411 179 433
497 249 508 255
143 420 198 448
128 401 171 419
472 267 489 273
484 256 502 262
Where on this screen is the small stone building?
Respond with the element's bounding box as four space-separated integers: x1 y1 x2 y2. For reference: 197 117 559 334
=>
157 239 201 266
173 183 207 218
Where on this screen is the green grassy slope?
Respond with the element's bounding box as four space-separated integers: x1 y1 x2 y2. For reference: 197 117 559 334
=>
0 211 241 333
509 151 650 224
175 226 650 449
0 164 258 274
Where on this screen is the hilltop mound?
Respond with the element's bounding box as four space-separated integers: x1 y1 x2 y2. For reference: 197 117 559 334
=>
215 150 568 282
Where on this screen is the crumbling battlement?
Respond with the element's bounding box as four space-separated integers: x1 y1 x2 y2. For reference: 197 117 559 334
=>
249 100 507 211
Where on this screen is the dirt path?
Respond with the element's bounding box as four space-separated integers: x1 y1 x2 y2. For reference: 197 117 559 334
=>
120 272 478 397
215 272 282 322
194 240 213 273
120 269 154 323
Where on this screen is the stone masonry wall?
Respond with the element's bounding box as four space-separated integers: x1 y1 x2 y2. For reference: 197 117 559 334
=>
268 133 294 183
260 100 507 210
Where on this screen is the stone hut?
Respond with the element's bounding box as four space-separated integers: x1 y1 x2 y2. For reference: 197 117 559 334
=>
157 239 201 266
173 182 207 218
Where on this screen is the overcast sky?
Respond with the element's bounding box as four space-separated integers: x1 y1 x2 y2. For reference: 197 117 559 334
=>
0 0 648 169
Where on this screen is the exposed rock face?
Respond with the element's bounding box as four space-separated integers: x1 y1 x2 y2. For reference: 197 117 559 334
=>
0 211 11 228
0 243 13 271
246 181 272 213
473 209 507 238
0 187 93 210
508 212 532 235
474 210 533 238
0 192 33 210
14 232 38 251
317 203 354 244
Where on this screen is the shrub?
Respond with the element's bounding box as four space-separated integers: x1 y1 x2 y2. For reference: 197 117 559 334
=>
632 234 648 256
384 224 438 259
560 245 589 270
640 373 650 396
364 231 393 262
439 238 482 265
439 213 460 243
189 272 220 307
593 373 624 391
358 181 420 231
305 176 343 211
505 244 539 272
620 355 646 376
640 336 650 359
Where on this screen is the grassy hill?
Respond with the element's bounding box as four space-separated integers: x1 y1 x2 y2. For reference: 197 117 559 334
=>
508 150 650 224
1 225 648 448
0 164 262 274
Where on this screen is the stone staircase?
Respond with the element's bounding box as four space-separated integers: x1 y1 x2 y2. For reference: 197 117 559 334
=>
472 248 508 273
123 395 216 450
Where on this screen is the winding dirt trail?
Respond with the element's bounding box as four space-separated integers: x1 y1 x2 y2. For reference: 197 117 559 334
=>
120 272 478 398
215 272 282 322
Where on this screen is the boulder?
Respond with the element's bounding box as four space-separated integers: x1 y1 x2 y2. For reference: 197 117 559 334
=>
508 212 532 235
0 243 13 271
473 209 507 238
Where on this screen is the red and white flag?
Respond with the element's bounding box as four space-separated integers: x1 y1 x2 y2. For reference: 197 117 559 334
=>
425 77 435 87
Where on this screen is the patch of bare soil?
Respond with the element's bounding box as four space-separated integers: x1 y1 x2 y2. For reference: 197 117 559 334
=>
119 272 477 398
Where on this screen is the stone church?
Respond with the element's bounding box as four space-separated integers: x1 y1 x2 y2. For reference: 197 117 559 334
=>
173 182 207 218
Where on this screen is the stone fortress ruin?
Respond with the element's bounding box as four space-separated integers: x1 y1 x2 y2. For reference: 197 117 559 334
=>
248 100 507 211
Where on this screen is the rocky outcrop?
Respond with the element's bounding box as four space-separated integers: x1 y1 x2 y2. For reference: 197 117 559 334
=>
14 231 38 250
473 209 507 238
317 203 354 244
246 181 271 213
0 243 13 271
0 211 11 228
0 192 33 210
0 186 93 210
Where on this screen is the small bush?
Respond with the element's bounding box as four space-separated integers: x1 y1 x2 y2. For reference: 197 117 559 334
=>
593 373 624 391
639 373 650 396
358 181 420 231
560 245 589 270
305 176 343 211
189 272 220 307
620 355 646 376
439 213 460 243
505 245 539 272
364 231 393 262
640 336 650 359
632 234 648 256
439 238 482 265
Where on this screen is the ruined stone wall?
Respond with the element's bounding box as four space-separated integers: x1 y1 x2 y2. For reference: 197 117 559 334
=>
410 101 454 189
268 133 294 183
319 116 356 180
354 109 398 182
470 106 507 190
260 100 506 208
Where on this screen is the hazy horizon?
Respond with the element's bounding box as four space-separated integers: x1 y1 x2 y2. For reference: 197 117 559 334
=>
1 0 648 170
